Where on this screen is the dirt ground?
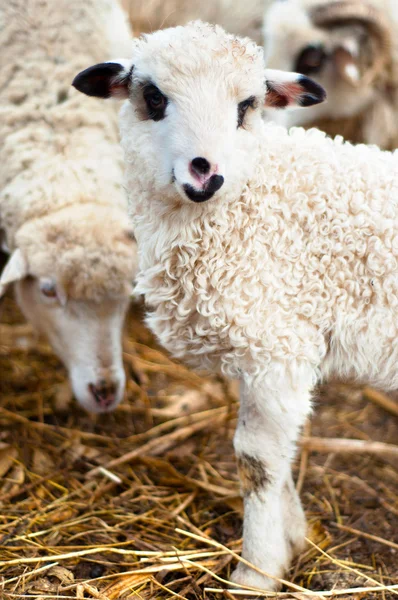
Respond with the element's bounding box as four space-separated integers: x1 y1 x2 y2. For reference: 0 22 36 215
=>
0 289 397 599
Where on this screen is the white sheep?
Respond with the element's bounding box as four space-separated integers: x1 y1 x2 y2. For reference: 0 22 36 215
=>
73 21 398 590
263 0 398 149
0 0 138 413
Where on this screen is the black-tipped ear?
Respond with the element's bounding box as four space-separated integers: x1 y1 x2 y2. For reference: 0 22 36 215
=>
264 69 326 109
297 75 327 107
72 62 131 99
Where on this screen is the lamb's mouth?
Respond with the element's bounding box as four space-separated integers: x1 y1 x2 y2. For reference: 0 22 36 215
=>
183 175 224 203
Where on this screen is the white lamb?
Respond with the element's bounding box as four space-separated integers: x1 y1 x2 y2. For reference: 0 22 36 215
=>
0 0 137 414
74 22 398 589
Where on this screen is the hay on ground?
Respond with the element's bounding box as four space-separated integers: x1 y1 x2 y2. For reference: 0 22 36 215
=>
0 292 397 599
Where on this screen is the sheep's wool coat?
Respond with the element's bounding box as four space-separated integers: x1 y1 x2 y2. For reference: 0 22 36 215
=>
121 23 398 388
0 0 136 299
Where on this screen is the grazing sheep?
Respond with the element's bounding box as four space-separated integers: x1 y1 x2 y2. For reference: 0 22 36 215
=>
0 0 138 413
263 0 398 149
74 21 398 589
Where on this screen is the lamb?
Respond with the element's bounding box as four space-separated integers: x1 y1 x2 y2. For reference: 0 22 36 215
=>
73 21 398 590
263 0 398 149
0 0 138 414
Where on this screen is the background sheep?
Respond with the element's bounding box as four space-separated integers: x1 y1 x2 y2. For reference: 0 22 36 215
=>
263 0 398 149
74 20 398 591
0 0 138 413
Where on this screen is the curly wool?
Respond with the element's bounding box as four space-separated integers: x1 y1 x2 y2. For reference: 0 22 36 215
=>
92 20 398 391
116 21 398 387
133 123 398 386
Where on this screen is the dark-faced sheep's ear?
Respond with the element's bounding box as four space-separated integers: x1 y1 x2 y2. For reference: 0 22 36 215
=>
72 61 132 99
264 69 326 109
0 249 28 298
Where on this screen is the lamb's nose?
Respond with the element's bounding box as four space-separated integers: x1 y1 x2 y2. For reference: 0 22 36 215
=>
191 157 211 175
88 381 117 410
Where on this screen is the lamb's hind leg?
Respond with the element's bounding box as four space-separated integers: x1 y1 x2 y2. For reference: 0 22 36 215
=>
231 370 313 592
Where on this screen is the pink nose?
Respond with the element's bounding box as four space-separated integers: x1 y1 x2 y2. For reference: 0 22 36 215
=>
88 381 117 409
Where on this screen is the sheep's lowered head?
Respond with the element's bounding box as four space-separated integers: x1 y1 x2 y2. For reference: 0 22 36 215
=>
0 204 137 414
263 0 392 128
73 21 326 205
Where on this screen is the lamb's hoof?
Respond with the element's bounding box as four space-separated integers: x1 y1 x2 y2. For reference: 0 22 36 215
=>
230 564 281 593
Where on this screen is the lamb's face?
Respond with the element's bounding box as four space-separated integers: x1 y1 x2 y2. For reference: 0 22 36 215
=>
0 210 137 414
73 21 325 204
114 24 266 203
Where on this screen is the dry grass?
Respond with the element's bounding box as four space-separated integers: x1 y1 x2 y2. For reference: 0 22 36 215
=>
0 291 397 599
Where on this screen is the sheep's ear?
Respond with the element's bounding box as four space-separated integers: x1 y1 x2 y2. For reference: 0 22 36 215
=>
72 61 132 99
264 69 326 109
0 249 28 298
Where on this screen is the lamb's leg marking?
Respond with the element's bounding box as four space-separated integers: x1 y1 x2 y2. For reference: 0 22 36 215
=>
237 453 270 497
231 370 313 592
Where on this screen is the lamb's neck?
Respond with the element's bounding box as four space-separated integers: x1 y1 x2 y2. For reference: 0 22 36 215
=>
131 184 243 274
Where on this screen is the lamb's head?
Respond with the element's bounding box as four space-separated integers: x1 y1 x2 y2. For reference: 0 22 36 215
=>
263 0 392 129
73 21 325 204
0 205 137 414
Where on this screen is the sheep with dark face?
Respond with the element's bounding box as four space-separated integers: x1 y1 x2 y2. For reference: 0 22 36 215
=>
263 0 398 149
74 21 398 591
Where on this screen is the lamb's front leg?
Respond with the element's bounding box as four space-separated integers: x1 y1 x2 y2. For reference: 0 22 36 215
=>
231 371 313 591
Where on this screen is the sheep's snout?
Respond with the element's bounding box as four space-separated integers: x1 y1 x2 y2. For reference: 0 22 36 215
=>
183 156 224 202
88 380 118 411
70 366 126 414
183 174 224 203
172 153 225 203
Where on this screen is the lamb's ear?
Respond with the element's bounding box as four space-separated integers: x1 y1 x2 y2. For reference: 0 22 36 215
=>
265 69 326 109
72 60 132 99
0 249 28 298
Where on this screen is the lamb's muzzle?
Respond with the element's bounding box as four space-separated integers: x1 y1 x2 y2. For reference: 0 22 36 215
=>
183 175 225 203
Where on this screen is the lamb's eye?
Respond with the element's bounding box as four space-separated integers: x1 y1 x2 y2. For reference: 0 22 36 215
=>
148 91 164 107
237 96 256 128
295 44 327 76
143 85 168 121
39 279 57 300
